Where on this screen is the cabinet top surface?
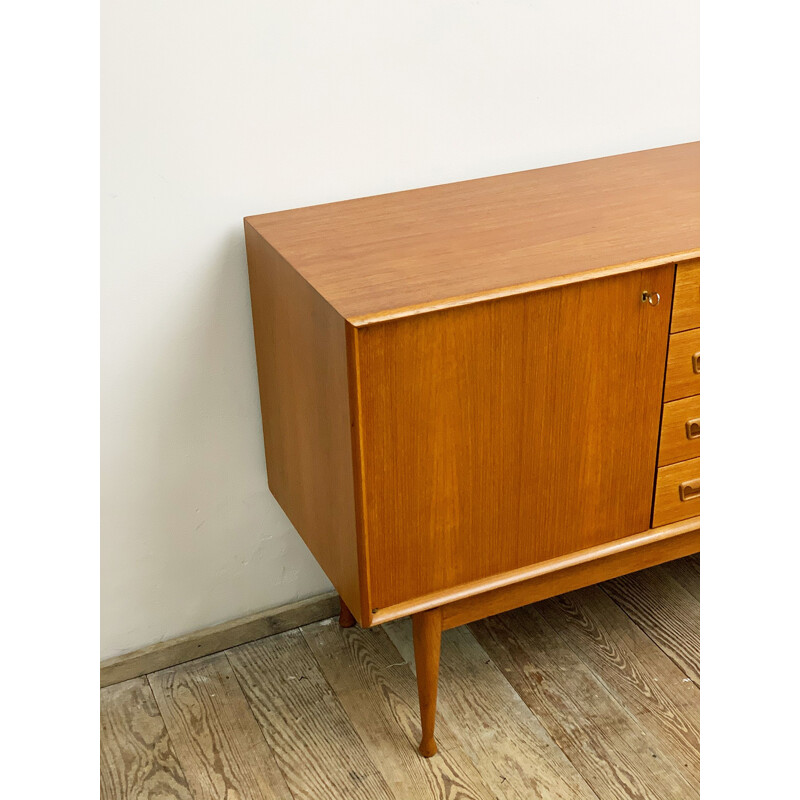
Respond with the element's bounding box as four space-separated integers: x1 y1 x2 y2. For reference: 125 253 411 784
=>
245 142 699 325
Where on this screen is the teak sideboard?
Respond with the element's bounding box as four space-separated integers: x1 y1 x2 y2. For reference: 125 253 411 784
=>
245 142 700 757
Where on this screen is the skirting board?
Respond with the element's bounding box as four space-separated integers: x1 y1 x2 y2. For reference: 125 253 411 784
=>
100 591 339 688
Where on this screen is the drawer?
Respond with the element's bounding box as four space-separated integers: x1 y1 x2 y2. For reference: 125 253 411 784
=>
653 457 700 527
664 328 700 402
658 395 700 466
671 259 699 332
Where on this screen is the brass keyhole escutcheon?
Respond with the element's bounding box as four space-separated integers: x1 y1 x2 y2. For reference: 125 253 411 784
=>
642 291 661 306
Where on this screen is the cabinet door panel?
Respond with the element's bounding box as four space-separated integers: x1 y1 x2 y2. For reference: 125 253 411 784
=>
356 266 675 610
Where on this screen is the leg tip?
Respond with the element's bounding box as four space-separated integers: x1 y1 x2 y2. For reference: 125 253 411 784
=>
418 739 438 758
338 606 356 628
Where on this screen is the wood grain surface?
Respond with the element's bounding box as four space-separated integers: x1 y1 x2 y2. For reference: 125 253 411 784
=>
368 519 698 626
604 565 700 685
100 677 193 800
150 653 291 800
438 522 699 630
671 259 700 332
661 552 701 601
101 556 700 800
302 620 495 800
412 608 443 757
653 458 700 527
246 225 363 621
356 267 675 609
148 654 291 800
385 621 597 800
246 143 699 324
658 394 700 467
472 607 699 800
227 630 394 800
664 328 700 402
538 587 700 784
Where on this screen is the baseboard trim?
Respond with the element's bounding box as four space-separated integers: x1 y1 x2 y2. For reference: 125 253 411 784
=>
100 591 339 687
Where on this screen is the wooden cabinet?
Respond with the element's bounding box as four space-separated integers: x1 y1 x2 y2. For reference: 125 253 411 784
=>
245 142 700 757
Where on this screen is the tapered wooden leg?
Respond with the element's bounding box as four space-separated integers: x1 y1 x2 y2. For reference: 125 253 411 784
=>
338 596 356 628
412 607 442 757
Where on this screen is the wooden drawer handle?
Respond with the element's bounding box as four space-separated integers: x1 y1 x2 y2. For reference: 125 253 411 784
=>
692 352 700 374
679 479 700 502
685 418 700 439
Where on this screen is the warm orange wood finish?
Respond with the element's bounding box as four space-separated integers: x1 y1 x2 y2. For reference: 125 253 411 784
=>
664 328 701 402
370 517 700 626
356 266 675 610
412 608 442 758
245 145 700 758
671 259 700 332
658 395 701 466
653 458 701 527
246 143 699 325
338 597 356 629
245 226 362 623
441 520 699 630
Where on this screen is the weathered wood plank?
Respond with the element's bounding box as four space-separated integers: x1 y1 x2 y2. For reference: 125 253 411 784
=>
603 565 700 684
302 618 495 800
537 586 700 784
659 554 700 601
148 653 292 800
227 629 395 800
100 677 194 800
385 620 598 800
471 607 699 800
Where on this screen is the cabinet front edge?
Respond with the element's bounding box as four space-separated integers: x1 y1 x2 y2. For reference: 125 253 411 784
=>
368 518 700 627
345 322 375 626
346 249 700 327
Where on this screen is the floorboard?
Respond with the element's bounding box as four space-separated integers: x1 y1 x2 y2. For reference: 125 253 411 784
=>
385 620 599 800
603 564 700 685
660 555 700 601
303 618 496 800
227 628 395 800
101 556 700 800
537 586 700 784
100 677 194 800
471 606 699 800
148 653 292 800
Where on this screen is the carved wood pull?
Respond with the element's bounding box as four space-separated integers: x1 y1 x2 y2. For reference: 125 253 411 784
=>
685 418 700 439
692 352 700 374
679 479 700 502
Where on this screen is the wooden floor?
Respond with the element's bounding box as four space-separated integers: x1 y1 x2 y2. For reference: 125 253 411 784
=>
101 555 699 800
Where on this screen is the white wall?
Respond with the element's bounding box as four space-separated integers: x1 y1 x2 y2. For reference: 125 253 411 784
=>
101 0 699 659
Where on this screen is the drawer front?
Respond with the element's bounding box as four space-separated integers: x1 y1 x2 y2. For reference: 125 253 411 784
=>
658 395 700 466
653 457 700 527
671 259 700 333
664 328 700 402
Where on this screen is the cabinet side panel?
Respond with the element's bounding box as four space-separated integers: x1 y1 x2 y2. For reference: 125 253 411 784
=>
357 266 675 611
245 223 361 621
